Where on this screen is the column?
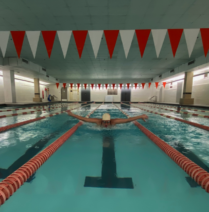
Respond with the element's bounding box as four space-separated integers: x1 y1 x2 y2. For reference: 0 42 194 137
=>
33 78 42 102
180 72 194 105
3 70 16 103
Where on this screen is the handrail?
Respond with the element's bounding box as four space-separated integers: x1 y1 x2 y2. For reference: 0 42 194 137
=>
0 103 102 206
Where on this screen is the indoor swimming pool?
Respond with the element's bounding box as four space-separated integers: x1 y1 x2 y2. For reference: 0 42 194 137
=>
0 103 209 212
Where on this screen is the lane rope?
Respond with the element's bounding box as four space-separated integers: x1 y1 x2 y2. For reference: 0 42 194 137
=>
114 103 209 193
125 103 209 132
0 103 102 206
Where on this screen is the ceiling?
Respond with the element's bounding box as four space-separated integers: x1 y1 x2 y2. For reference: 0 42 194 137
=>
0 0 209 81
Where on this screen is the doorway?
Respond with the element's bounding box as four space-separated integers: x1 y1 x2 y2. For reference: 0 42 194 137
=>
121 89 131 102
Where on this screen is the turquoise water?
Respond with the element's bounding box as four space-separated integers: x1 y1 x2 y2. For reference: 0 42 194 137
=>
0 104 209 211
134 104 209 127
124 104 209 167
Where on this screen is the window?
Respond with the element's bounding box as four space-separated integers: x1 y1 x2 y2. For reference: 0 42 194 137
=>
107 89 118 95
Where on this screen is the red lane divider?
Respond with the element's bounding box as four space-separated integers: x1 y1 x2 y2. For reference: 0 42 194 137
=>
115 104 209 193
134 121 209 193
0 104 90 134
127 103 209 132
137 104 209 119
0 103 101 206
0 122 82 206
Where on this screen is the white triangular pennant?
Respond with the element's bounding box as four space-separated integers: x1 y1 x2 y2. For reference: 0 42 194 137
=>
152 29 167 57
57 31 72 58
184 29 199 57
0 31 10 57
88 30 103 58
120 30 134 58
26 31 40 58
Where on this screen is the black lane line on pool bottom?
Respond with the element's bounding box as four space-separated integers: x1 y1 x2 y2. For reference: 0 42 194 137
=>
84 136 134 189
0 120 73 182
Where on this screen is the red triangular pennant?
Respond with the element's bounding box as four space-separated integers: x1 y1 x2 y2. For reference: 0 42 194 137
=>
84 83 87 89
135 29 151 57
104 30 119 58
168 29 183 57
105 84 108 89
127 83 130 89
155 82 159 89
141 83 145 89
42 31 56 58
119 83 123 89
56 83 59 89
98 84 101 89
63 83 66 89
112 83 115 89
148 82 151 88
11 31 25 58
73 30 88 58
70 83 73 89
91 84 94 89
134 83 138 89
200 28 209 56
77 83 80 89
163 82 167 88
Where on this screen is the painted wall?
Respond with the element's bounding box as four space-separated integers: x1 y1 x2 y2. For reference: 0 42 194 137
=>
0 76 48 103
0 76 5 103
1 77 209 105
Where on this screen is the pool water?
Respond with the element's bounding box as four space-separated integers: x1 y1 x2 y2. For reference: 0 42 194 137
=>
1 103 209 212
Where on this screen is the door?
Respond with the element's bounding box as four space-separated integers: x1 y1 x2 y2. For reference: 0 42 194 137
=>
121 89 131 102
61 87 67 99
81 89 90 102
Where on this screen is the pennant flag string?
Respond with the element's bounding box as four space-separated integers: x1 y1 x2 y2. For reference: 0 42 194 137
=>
104 30 119 58
42 31 56 58
168 29 183 57
162 82 167 88
11 31 25 58
63 83 66 89
26 31 40 58
56 83 59 89
73 30 88 58
0 31 10 57
6 29 209 58
77 83 80 89
135 29 151 57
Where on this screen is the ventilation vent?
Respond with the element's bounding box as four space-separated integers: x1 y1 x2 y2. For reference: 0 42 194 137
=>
46 75 49 77
42 68 46 72
170 69 174 73
56 78 58 81
22 59 28 64
159 74 162 78
188 60 195 65
151 78 153 81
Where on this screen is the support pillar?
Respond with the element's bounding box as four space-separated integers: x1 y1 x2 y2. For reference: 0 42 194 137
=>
33 78 42 102
180 72 194 105
3 70 16 103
